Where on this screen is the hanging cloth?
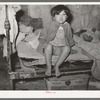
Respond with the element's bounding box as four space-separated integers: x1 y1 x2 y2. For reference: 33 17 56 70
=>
0 5 21 57
0 5 21 42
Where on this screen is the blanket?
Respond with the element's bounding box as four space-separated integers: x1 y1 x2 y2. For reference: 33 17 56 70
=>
74 35 100 80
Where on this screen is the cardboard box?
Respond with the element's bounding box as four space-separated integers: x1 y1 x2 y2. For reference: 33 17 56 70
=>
45 74 89 90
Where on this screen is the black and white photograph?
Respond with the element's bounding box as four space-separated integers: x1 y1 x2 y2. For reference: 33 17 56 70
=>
1 2 100 93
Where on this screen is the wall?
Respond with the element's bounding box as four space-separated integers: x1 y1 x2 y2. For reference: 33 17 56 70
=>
18 5 100 33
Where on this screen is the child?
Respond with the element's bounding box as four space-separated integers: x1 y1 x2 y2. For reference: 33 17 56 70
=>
16 15 43 73
16 15 41 48
39 5 75 77
16 15 35 46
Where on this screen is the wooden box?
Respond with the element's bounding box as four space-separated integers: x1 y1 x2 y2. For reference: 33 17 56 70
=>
45 74 89 90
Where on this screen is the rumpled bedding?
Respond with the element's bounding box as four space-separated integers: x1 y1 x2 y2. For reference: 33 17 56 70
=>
74 35 100 60
17 30 91 65
74 35 100 80
17 43 91 66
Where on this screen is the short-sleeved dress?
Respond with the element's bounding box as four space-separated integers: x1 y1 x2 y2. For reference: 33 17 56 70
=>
50 26 66 55
39 21 75 55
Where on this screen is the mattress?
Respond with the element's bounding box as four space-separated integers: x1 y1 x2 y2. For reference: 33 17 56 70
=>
17 42 91 65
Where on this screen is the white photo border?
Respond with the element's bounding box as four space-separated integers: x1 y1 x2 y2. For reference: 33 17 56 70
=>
0 1 100 98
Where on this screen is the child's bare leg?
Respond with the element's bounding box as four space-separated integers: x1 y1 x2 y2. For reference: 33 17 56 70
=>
55 46 70 77
45 44 53 76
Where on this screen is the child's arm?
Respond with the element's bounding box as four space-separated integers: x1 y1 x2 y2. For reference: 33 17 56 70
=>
16 32 25 46
66 23 75 47
38 26 48 48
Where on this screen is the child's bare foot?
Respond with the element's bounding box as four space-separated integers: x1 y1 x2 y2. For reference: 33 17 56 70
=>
45 69 51 76
55 69 61 78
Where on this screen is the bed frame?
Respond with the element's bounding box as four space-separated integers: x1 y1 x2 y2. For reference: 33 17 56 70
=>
5 5 93 90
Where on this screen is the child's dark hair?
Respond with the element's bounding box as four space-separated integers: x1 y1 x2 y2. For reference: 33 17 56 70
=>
19 15 33 27
19 15 43 31
50 5 70 17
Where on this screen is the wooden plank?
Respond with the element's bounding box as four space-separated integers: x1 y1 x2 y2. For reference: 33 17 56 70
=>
9 60 93 79
9 69 91 80
20 55 91 66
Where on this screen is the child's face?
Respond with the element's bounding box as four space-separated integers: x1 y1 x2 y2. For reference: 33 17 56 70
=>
54 10 68 24
19 22 33 33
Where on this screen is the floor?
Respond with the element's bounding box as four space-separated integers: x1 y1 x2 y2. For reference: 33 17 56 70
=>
0 46 100 90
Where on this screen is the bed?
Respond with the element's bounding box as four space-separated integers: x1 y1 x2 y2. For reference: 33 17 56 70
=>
12 29 93 82
4 5 93 89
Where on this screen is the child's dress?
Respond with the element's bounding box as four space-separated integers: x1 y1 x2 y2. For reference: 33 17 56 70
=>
50 26 66 47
